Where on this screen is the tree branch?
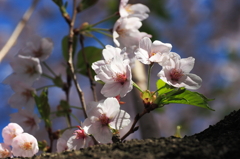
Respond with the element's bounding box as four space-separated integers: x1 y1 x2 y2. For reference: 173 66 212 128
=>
67 0 88 118
0 0 40 62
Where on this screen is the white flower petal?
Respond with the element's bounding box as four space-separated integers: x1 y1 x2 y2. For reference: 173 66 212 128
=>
109 110 130 130
10 109 40 135
11 133 38 157
101 83 122 97
182 73 202 90
180 57 195 73
56 129 74 152
2 123 24 145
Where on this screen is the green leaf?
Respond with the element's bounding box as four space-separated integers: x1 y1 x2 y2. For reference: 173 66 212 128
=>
155 79 214 110
156 79 175 94
61 35 78 61
52 0 68 16
76 46 102 77
33 89 52 128
169 90 214 110
77 0 99 13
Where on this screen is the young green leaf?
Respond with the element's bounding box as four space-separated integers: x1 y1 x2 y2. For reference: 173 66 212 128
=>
156 79 175 94
76 46 102 77
156 89 214 110
33 89 52 128
155 79 214 110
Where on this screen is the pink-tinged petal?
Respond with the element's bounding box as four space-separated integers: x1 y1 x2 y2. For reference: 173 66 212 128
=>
120 0 129 6
10 109 40 135
152 40 172 53
128 4 150 20
180 57 195 73
67 135 88 150
56 129 74 152
135 49 151 65
139 37 152 54
0 143 11 158
9 93 35 111
39 38 53 61
88 122 112 144
86 101 100 116
92 60 105 75
182 73 202 90
95 66 114 83
149 53 163 63
101 82 122 97
102 45 122 62
2 123 24 145
109 110 130 130
82 118 94 131
109 58 126 74
119 0 129 17
18 36 53 61
119 80 133 97
124 17 142 30
126 64 132 80
101 98 120 118
11 133 39 157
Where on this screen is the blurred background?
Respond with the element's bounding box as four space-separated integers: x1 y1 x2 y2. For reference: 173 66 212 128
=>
0 0 240 149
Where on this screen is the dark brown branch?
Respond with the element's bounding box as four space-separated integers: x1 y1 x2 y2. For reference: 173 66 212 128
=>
66 0 88 118
121 109 148 141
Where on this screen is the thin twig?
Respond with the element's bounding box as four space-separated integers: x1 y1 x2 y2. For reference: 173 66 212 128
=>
42 62 57 77
79 35 98 101
121 110 148 141
0 0 39 62
67 0 88 118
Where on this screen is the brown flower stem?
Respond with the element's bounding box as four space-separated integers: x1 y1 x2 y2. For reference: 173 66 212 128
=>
121 109 148 141
66 0 88 119
79 35 98 102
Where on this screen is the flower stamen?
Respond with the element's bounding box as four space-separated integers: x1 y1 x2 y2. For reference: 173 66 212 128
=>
170 68 183 81
99 114 110 126
114 73 127 85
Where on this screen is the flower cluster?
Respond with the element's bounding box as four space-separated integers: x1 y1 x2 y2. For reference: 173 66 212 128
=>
113 0 151 65
1 0 210 156
57 98 130 151
0 123 38 157
3 35 53 134
135 37 202 90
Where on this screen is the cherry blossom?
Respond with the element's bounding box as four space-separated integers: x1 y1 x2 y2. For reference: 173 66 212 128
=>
2 123 24 145
113 17 152 60
119 0 150 21
11 133 39 157
135 37 172 65
83 98 130 143
157 56 202 90
10 109 41 135
3 55 42 85
7 81 36 111
92 45 129 77
56 129 74 152
67 125 94 150
18 35 53 61
0 143 11 158
94 56 133 97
